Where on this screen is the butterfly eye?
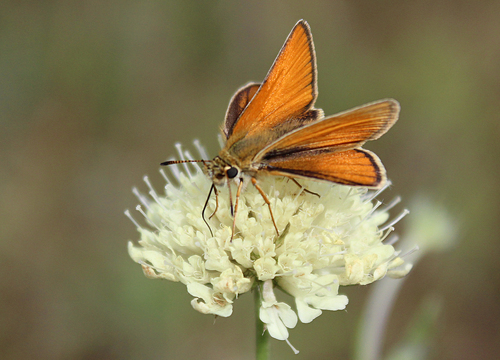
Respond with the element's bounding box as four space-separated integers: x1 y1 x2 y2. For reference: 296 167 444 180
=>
226 167 238 179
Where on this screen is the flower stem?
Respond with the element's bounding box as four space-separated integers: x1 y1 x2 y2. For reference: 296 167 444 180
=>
255 286 270 360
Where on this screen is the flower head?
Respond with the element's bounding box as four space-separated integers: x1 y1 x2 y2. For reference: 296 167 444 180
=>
127 142 411 343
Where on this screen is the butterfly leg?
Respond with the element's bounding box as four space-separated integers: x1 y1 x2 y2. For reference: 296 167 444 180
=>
288 177 321 198
251 177 280 237
230 179 244 241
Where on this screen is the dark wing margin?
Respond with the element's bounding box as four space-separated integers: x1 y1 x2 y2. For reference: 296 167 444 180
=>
262 148 386 188
223 83 260 138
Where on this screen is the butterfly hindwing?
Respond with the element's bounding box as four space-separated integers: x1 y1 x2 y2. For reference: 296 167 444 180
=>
262 148 385 188
223 83 260 138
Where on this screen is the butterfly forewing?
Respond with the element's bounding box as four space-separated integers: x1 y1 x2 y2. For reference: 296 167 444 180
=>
256 99 400 160
262 148 385 187
225 20 318 150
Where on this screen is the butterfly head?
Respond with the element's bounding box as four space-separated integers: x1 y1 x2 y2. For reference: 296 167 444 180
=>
204 156 240 186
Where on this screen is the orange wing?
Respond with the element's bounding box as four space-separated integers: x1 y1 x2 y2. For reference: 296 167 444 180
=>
262 148 386 188
256 99 400 160
225 20 318 145
223 82 260 138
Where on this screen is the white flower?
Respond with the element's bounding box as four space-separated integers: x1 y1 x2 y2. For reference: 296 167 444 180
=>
187 282 233 317
127 141 411 343
278 273 349 323
259 280 298 341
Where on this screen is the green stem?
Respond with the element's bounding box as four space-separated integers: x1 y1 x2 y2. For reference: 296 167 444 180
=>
255 286 270 360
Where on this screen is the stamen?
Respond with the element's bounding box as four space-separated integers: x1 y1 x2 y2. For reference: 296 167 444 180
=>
343 187 353 200
143 176 158 199
379 226 395 241
132 187 151 211
330 187 354 219
379 209 410 232
175 143 193 177
364 180 392 203
168 162 182 181
183 149 204 175
285 338 300 355
307 277 339 293
159 168 173 186
378 245 418 274
348 200 382 234
148 190 168 212
136 205 161 231
366 201 383 218
124 209 142 229
193 139 209 159
400 245 420 258
384 234 399 246
378 195 401 213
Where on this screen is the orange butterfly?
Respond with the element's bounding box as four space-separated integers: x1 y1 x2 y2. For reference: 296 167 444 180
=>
162 20 400 239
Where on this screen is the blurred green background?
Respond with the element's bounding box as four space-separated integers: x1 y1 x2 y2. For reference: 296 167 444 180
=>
1 1 499 359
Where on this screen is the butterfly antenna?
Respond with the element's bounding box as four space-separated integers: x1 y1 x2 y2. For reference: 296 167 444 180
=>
161 159 209 166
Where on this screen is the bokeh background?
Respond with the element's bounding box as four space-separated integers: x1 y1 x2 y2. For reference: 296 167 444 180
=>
2 1 499 359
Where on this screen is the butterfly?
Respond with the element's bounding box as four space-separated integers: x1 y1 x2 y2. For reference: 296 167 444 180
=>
162 20 400 239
